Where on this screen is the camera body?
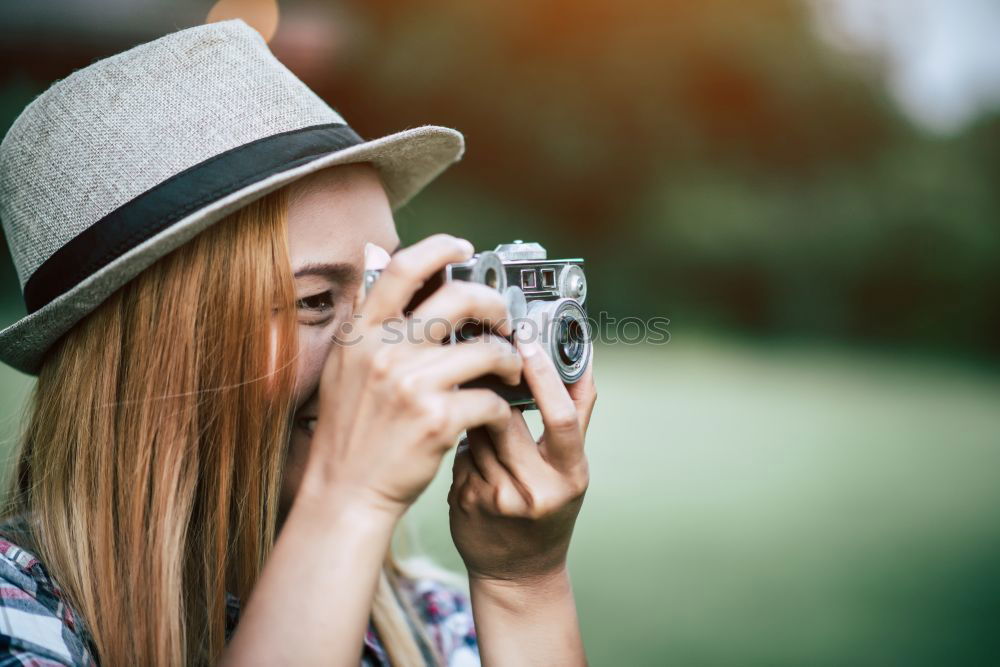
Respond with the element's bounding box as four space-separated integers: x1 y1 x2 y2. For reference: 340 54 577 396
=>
363 240 591 409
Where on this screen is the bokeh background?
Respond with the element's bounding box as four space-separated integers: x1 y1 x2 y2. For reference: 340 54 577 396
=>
2 1 999 664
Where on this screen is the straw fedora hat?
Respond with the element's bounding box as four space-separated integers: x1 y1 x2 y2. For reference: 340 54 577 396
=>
0 19 464 375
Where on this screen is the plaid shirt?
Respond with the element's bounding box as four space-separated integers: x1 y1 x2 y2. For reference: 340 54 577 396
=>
0 516 479 666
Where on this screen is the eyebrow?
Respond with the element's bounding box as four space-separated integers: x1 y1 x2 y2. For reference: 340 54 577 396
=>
293 262 356 282
292 241 401 281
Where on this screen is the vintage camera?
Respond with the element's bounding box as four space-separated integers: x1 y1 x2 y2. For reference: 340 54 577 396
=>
363 240 591 409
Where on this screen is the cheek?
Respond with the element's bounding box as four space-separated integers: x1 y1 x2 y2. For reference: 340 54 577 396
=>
280 428 312 515
292 326 335 406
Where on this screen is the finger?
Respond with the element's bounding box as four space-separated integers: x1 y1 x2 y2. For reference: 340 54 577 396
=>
352 242 393 315
443 389 512 449
362 234 474 321
515 322 583 470
465 428 533 516
410 280 513 341
566 355 597 435
466 426 508 484
448 440 476 511
450 438 476 491
484 408 543 479
400 334 522 387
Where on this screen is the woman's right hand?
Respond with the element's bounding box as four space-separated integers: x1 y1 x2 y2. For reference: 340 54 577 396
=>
299 234 522 519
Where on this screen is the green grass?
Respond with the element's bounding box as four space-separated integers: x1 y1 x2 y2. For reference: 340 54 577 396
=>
2 336 999 665
408 337 1000 666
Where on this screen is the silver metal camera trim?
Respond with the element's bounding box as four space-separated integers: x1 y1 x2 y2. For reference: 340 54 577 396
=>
362 241 591 402
465 250 506 292
504 285 528 321
494 240 547 261
525 298 591 384
558 264 587 304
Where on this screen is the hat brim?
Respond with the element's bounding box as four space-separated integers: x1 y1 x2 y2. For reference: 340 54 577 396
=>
0 125 463 375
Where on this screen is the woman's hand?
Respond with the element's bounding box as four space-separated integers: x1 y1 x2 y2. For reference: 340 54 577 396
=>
299 234 523 520
448 327 595 665
448 325 596 583
225 234 523 667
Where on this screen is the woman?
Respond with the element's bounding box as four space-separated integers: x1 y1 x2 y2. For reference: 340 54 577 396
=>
0 19 595 667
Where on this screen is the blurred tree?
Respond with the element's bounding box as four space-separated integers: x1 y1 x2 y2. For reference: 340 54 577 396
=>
1 0 997 356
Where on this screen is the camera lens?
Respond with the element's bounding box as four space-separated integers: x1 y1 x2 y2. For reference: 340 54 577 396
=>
525 297 591 384
557 315 585 366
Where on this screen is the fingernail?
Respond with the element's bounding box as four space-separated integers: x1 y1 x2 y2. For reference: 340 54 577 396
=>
458 238 475 256
515 322 538 356
365 242 391 271
514 321 529 342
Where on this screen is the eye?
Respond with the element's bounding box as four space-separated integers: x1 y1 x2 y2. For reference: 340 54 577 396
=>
296 292 334 310
295 291 335 323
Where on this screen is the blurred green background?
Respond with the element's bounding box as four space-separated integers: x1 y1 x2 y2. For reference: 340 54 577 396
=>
2 1 999 664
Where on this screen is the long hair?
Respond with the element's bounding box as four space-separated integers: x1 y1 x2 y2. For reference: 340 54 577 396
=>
1 186 440 665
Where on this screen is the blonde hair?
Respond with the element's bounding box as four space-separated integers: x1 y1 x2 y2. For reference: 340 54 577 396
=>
2 186 441 665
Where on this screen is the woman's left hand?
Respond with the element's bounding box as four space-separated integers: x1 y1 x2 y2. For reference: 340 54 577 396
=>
448 324 596 584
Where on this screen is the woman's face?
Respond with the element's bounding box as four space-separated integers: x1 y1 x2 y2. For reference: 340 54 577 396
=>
277 163 399 522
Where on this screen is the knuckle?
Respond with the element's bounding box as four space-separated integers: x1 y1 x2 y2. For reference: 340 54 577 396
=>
548 409 580 435
459 487 479 513
493 397 512 421
421 401 452 440
368 347 394 381
568 465 590 498
493 483 520 515
527 492 556 520
394 372 420 400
